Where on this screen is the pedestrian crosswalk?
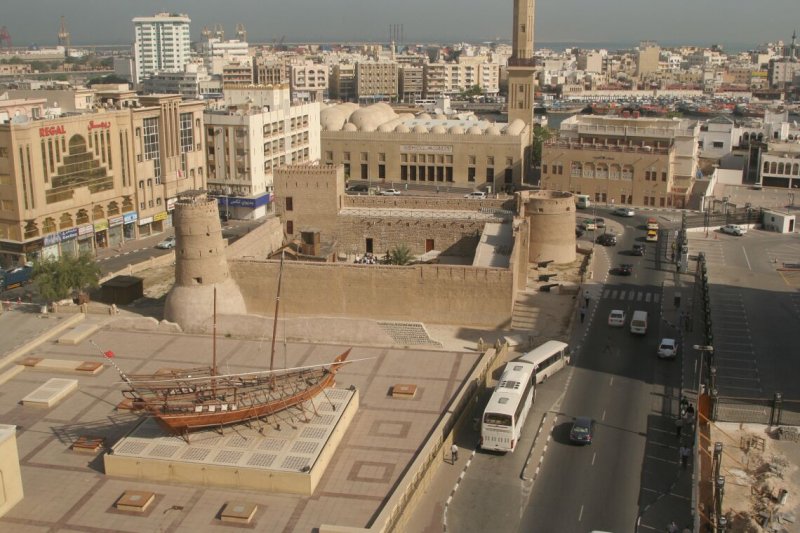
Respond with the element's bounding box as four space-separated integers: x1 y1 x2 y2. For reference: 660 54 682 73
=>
602 289 660 303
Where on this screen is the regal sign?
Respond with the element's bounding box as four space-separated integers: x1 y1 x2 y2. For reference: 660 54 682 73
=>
39 125 66 138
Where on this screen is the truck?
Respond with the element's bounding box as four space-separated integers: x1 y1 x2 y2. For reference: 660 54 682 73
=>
575 194 591 209
0 266 33 292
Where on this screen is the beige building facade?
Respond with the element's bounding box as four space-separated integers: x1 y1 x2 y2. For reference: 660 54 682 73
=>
0 93 206 266
355 61 398 103
540 115 700 208
320 103 528 192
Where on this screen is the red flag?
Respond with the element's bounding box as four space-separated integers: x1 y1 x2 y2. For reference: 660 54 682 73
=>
104 350 115 358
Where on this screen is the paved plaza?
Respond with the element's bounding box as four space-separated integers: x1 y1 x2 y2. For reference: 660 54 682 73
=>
0 315 480 532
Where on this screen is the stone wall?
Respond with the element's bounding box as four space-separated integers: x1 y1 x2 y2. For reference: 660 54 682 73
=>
274 164 345 243
342 195 515 212
225 217 284 260
336 215 488 257
230 260 514 328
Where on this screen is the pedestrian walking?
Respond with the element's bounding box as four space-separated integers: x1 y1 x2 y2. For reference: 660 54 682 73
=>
680 446 690 469
675 417 683 438
686 403 695 418
451 443 459 464
667 521 679 533
580 308 586 324
584 290 590 307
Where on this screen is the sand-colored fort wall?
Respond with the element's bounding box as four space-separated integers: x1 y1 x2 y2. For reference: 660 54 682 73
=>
225 217 284 260
230 260 514 328
343 195 515 212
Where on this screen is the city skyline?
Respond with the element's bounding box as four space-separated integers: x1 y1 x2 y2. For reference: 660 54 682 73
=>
2 0 799 50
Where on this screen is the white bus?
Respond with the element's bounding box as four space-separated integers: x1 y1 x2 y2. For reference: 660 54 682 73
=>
518 340 571 383
480 359 537 453
575 194 591 209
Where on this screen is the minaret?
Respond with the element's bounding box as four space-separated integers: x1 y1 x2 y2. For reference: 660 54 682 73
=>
507 0 536 126
164 192 247 332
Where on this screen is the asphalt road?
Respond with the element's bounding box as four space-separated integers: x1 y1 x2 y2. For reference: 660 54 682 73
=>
520 212 683 532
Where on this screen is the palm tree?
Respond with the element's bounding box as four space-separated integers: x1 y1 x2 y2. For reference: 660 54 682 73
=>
388 245 413 266
34 252 101 303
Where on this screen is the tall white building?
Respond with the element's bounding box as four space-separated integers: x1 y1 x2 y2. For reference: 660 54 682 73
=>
133 13 192 85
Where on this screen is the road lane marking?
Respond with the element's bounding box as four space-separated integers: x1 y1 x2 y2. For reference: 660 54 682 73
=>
602 410 606 421
578 504 584 522
592 452 596 466
742 246 752 270
609 377 614 387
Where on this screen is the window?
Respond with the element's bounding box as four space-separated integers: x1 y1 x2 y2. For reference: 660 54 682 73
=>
180 113 194 153
486 168 494 182
487 156 494 166
401 166 408 180
286 197 293 211
712 141 724 149
344 152 350 161
468 167 476 182
379 164 386 179
325 151 333 161
361 163 368 179
286 220 293 234
361 152 368 162
468 155 476 165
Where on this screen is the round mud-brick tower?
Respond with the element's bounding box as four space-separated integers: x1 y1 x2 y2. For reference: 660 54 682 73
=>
519 190 576 264
164 193 247 331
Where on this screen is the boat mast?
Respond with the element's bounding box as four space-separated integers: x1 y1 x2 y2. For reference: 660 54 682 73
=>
269 251 285 384
212 286 218 396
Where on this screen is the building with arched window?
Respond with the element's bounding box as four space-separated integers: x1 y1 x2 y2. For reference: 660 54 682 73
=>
760 143 800 188
540 115 700 208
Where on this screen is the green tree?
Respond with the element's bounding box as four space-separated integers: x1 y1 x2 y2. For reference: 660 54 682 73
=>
33 252 101 302
387 245 413 266
532 125 553 167
87 74 129 86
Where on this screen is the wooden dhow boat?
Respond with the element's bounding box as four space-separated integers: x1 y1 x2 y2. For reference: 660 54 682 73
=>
101 253 352 437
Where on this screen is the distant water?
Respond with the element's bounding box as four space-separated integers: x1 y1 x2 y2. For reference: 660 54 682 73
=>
537 41 755 53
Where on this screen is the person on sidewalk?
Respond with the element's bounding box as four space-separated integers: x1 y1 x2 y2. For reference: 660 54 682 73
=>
680 446 690 469
580 308 586 324
675 417 683 438
451 443 459 464
667 521 679 533
584 290 591 308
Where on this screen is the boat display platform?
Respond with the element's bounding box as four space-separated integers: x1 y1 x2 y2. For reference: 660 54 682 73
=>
104 387 358 495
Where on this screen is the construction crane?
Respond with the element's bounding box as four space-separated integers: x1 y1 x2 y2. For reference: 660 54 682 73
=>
58 16 71 57
0 26 11 50
213 24 225 40
235 23 247 42
201 26 214 40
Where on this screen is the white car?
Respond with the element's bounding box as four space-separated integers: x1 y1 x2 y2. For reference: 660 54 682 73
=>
657 338 678 359
613 207 635 217
582 219 597 231
720 224 745 236
156 236 176 249
608 310 626 327
464 191 487 199
380 188 401 196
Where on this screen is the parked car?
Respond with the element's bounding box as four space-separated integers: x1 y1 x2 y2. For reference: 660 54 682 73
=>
608 310 626 327
646 230 658 242
380 188 401 196
646 217 659 230
569 417 596 444
615 263 633 276
156 236 176 249
720 224 744 236
613 207 635 217
657 338 678 359
596 233 617 246
632 244 646 256
464 191 487 199
593 217 606 228
582 218 597 231
346 183 369 193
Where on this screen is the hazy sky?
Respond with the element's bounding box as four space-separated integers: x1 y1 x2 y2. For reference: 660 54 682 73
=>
4 0 799 49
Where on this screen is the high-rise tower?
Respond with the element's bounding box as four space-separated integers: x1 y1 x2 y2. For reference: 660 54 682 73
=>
132 13 191 85
507 0 536 126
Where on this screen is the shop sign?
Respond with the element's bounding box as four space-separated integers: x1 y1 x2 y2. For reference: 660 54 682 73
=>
88 120 111 131
0 241 22 253
153 211 168 222
39 125 66 138
123 212 138 224
167 197 177 211
109 215 123 227
59 228 78 241
78 224 95 237
22 239 43 253
138 216 153 226
44 233 61 246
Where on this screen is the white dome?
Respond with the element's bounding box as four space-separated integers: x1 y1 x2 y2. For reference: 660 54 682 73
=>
395 124 411 133
320 108 347 131
486 126 501 135
342 123 358 132
378 123 395 132
505 119 526 136
417 113 432 120
349 103 398 132
412 124 429 134
433 113 447 120
430 125 447 134
448 125 465 134
467 125 483 135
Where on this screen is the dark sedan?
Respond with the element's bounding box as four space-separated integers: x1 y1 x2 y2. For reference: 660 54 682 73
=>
614 263 633 276
569 417 596 444
596 233 617 246
631 244 646 256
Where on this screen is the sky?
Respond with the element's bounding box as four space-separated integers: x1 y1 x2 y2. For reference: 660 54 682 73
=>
3 0 799 50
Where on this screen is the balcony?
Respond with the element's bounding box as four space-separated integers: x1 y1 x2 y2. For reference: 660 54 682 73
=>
545 140 670 155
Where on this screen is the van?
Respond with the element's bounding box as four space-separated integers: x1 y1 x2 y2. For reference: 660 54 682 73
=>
630 310 648 335
575 194 591 209
646 217 659 230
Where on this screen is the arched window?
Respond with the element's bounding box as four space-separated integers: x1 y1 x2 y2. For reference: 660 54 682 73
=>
609 165 621 179
59 213 73 229
770 162 778 174
793 163 799 176
778 163 785 174
764 161 770 173
92 205 105 221
42 217 56 234
571 162 582 177
622 165 634 180
76 209 90 225
583 163 594 178
596 164 608 179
